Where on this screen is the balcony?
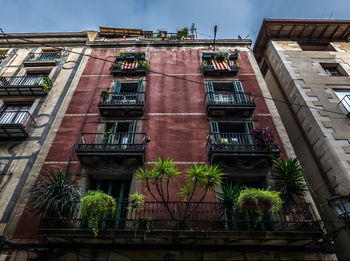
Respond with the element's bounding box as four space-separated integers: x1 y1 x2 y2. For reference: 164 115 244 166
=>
207 133 280 163
205 91 255 117
110 53 148 76
98 92 145 117
0 110 35 139
0 76 52 96
38 202 322 246
23 52 60 67
202 64 238 76
75 132 147 166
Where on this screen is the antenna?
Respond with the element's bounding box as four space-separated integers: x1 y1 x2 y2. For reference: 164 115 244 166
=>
213 25 217 50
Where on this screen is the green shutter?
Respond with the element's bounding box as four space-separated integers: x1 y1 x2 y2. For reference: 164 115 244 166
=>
111 80 121 104
137 79 143 103
244 121 255 146
106 122 118 145
206 81 215 103
233 81 246 104
210 121 221 142
114 181 126 229
127 120 137 144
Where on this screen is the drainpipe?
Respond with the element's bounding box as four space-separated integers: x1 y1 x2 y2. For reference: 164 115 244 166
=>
263 55 335 195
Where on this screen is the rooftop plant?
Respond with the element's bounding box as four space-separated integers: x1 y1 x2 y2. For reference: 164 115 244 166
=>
80 190 116 237
28 169 81 218
272 157 308 201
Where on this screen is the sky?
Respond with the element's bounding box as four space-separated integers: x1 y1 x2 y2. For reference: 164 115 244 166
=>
1 0 350 41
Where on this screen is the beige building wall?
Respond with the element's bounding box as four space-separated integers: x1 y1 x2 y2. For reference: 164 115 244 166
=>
0 35 90 240
262 39 350 259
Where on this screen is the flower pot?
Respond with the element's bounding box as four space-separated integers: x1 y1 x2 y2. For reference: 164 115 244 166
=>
241 199 258 210
257 198 272 210
115 56 125 62
229 53 238 60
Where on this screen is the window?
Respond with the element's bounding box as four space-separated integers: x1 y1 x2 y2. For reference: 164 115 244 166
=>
260 61 269 77
0 104 31 125
105 121 137 146
334 90 350 114
321 63 347 77
209 121 254 145
110 80 143 104
205 81 249 104
298 42 336 51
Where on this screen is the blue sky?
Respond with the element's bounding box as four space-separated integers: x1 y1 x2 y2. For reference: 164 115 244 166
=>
1 0 350 40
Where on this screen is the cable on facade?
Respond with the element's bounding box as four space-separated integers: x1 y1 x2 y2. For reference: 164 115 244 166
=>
0 31 348 117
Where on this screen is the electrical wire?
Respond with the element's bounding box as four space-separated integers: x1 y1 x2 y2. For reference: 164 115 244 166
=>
0 30 348 116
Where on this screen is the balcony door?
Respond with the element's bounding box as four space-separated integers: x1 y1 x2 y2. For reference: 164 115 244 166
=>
105 121 137 148
206 81 247 104
111 80 143 104
89 179 131 229
210 121 254 145
0 104 31 124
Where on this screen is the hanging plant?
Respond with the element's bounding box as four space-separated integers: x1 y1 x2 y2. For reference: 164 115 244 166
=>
128 192 145 211
235 187 283 213
138 60 150 71
42 77 52 94
80 190 116 237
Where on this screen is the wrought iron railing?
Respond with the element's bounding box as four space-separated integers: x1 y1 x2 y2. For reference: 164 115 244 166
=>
75 132 147 152
205 91 255 106
207 132 280 155
0 76 47 87
24 52 60 61
39 202 321 232
339 95 350 116
99 92 145 106
0 110 35 126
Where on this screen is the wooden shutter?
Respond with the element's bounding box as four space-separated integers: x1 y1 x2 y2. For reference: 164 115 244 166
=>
206 81 215 103
244 121 255 145
210 121 221 142
106 122 118 144
127 120 137 144
111 80 121 104
137 79 143 103
233 81 246 103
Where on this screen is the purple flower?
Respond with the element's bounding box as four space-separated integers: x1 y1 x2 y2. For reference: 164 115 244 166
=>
250 127 276 146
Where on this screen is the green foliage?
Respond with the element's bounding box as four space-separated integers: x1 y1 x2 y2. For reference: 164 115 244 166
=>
130 217 153 232
217 182 243 218
28 169 81 218
0 49 7 57
272 157 308 201
128 192 145 211
80 190 116 237
170 27 189 40
137 158 224 219
42 77 52 94
138 60 150 71
235 187 283 213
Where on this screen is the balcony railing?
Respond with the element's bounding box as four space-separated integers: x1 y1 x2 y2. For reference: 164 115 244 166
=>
98 92 146 117
24 52 60 62
339 95 350 116
0 76 51 96
207 132 280 161
39 202 320 233
202 64 238 76
0 110 36 139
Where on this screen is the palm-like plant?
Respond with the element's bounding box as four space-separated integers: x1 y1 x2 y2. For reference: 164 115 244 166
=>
272 158 308 201
28 169 81 218
217 182 243 218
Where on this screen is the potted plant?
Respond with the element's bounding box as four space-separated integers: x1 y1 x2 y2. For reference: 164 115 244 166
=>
128 192 145 212
80 190 117 237
135 52 145 60
115 52 125 61
250 127 276 149
272 157 308 201
28 169 81 220
235 187 282 212
100 90 109 101
138 60 150 71
42 77 52 94
0 49 7 59
216 52 226 61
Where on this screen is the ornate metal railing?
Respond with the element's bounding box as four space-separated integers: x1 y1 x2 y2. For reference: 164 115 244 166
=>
205 91 255 106
0 76 51 96
24 52 60 61
99 92 145 106
39 202 321 232
207 132 280 155
75 132 147 152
